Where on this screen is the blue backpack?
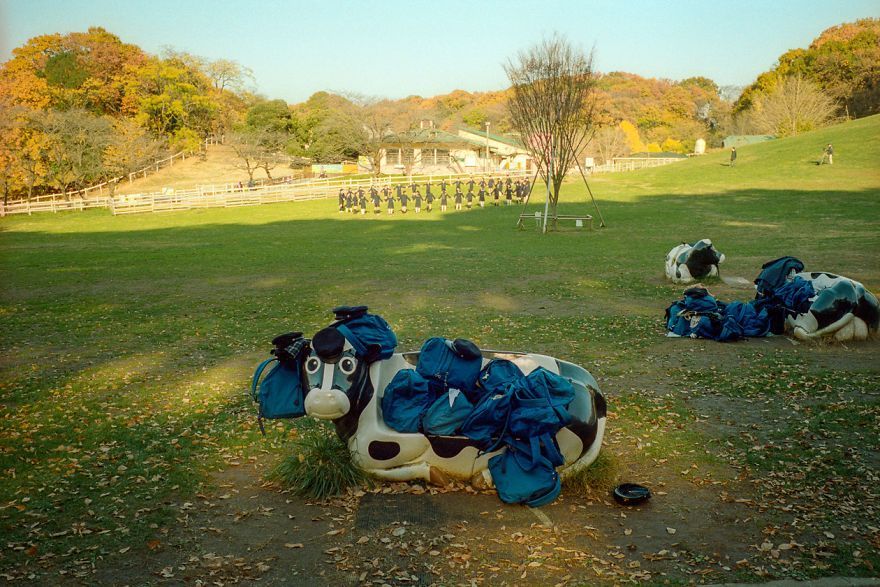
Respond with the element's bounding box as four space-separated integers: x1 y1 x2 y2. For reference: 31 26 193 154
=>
489 436 565 507
381 369 440 433
331 306 398 363
477 359 524 397
421 389 474 435
250 332 310 433
754 257 804 298
417 337 483 395
508 368 574 439
460 387 514 450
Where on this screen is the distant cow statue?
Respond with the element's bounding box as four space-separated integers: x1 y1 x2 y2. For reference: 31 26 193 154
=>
666 239 725 284
293 308 606 488
786 272 879 342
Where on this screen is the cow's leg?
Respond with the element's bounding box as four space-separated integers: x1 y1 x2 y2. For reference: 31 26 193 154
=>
364 462 431 482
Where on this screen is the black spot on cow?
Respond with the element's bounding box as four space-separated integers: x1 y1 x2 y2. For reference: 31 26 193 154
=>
369 440 401 461
426 435 481 459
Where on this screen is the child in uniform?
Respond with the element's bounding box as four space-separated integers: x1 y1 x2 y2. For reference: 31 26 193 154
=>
454 187 463 211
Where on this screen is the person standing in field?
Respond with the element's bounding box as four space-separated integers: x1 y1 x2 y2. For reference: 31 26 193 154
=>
386 189 395 215
371 187 381 214
399 189 409 214
440 189 448 212
730 147 737 167
338 188 345 213
413 187 422 213
478 186 486 208
425 185 434 212
454 187 463 211
466 186 474 209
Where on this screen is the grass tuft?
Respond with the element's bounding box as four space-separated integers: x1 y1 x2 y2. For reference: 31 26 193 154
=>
562 452 619 495
269 426 368 499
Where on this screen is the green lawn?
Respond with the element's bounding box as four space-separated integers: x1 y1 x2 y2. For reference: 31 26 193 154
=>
1 115 878 582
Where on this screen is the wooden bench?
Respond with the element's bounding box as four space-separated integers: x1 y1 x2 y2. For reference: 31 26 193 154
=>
517 212 593 230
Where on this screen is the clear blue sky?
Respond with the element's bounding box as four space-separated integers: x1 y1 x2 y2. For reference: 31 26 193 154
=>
2 0 878 103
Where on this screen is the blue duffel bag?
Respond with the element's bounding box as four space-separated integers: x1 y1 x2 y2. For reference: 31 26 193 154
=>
489 436 565 507
381 369 440 433
421 389 474 435
416 337 483 395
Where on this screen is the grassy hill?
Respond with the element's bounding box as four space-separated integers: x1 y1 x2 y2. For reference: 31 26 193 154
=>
583 113 880 201
115 144 280 195
0 115 878 584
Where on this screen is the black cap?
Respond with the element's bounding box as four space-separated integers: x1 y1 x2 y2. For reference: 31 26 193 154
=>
312 327 346 362
332 305 369 321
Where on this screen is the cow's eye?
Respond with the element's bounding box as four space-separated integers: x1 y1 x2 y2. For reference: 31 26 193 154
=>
305 357 322 374
339 357 357 375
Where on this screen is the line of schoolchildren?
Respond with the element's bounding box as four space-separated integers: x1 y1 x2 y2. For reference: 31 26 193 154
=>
337 176 531 215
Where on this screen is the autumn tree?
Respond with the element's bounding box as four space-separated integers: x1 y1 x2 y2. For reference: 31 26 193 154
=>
104 118 166 184
38 109 112 196
749 75 838 137
504 34 599 220
736 18 880 118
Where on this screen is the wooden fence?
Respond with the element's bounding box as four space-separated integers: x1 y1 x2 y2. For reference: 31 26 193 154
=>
1 170 533 217
589 157 686 174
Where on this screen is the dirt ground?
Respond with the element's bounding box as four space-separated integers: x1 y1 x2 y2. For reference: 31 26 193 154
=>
86 336 879 587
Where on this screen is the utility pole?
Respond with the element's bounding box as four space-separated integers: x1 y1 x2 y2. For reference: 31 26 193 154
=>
485 122 490 172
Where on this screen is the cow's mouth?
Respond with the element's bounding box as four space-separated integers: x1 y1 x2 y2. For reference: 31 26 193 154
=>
304 388 351 420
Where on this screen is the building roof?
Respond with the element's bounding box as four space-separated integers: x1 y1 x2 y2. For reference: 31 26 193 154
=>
457 126 526 149
381 128 485 148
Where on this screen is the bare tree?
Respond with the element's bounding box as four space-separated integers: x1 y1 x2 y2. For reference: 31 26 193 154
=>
205 59 254 93
750 75 838 137
228 128 288 181
504 34 599 219
592 124 630 165
228 130 263 182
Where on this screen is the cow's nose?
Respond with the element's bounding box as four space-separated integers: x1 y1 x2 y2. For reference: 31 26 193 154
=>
304 388 350 420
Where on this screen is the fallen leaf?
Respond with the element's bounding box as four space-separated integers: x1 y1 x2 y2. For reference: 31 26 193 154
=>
666 527 676 535
284 543 303 549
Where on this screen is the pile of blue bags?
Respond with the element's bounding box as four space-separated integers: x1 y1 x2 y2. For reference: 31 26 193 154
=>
382 337 575 507
665 256 815 342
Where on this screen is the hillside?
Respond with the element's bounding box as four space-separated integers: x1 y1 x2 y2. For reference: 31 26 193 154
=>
115 145 279 195
580 113 880 203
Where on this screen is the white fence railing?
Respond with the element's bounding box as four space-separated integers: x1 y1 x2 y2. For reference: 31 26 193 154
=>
589 157 686 174
1 170 533 217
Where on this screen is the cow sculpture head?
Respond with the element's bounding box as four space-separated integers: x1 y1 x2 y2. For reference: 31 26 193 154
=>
666 239 725 284
301 306 397 440
787 272 880 341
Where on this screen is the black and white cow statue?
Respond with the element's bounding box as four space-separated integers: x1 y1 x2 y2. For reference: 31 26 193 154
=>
302 325 606 487
665 239 726 284
786 272 879 342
